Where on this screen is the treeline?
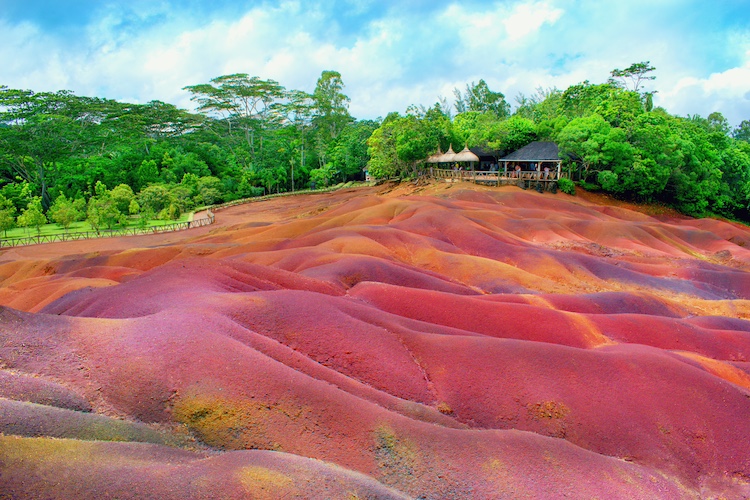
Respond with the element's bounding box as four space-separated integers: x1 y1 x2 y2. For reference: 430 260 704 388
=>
0 71 375 234
2 62 750 234
366 63 750 220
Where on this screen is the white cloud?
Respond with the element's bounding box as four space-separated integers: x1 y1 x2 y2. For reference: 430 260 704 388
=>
502 1 564 41
437 0 563 61
0 0 748 127
658 51 750 125
0 20 49 86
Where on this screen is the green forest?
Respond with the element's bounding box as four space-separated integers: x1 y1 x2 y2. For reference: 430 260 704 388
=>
2 62 750 237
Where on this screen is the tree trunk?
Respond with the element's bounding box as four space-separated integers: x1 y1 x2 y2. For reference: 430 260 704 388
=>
36 161 51 210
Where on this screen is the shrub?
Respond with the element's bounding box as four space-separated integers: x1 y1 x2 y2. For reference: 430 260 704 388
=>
557 177 575 195
597 170 619 193
577 180 601 191
159 203 181 221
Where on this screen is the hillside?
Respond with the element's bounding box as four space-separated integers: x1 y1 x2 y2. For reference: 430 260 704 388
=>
1 181 750 499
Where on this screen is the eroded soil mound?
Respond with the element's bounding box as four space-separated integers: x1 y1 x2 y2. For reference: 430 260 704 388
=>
1 182 750 499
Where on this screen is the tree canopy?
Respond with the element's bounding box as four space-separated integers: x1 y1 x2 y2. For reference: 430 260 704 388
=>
1 63 750 229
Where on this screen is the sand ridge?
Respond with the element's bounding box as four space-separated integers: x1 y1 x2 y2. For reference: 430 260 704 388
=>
1 181 749 498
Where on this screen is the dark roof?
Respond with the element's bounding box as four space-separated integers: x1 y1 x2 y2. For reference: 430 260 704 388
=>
500 141 560 161
470 146 503 160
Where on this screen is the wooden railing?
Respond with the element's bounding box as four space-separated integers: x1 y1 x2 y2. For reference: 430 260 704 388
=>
0 212 215 249
429 168 567 187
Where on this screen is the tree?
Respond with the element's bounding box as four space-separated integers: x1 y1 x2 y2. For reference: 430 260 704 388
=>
312 70 352 141
136 159 159 188
86 181 124 231
556 114 613 181
184 74 285 158
593 89 645 129
715 141 750 216
0 181 32 215
453 80 510 118
733 120 750 143
608 61 656 93
706 112 730 135
134 100 205 141
257 165 288 195
367 114 402 179
276 89 315 191
309 164 336 188
489 116 537 152
109 184 136 214
328 120 379 181
0 194 16 237
137 184 172 215
561 81 619 119
128 199 140 216
514 87 563 123
667 118 724 216
436 95 453 119
367 112 434 179
17 197 47 236
312 71 353 169
48 193 82 230
452 111 501 149
0 88 120 208
560 80 646 129
622 112 678 199
195 176 222 205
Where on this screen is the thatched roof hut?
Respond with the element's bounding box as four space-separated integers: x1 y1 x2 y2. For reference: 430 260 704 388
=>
426 144 483 165
438 145 457 163
426 152 443 163
453 145 480 163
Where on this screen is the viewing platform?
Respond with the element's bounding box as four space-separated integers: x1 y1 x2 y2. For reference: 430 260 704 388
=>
429 167 566 192
425 141 567 192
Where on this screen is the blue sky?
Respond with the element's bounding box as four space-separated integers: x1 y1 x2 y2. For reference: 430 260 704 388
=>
2 0 749 126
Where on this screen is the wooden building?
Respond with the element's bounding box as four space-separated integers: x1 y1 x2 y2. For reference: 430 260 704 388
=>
426 141 565 191
499 141 562 179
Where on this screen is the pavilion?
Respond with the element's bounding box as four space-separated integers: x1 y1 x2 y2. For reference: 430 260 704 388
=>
499 141 562 179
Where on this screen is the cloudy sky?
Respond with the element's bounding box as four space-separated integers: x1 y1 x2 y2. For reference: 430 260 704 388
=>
2 0 749 126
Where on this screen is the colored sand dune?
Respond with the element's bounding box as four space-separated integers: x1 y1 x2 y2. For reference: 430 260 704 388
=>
1 183 749 499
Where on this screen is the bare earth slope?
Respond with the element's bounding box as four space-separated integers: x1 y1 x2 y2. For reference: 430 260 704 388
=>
1 182 750 499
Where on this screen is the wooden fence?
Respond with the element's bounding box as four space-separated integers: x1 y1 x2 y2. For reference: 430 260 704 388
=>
0 212 215 249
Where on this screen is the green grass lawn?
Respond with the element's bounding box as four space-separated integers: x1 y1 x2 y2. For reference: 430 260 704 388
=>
2 213 193 240
2 183 366 241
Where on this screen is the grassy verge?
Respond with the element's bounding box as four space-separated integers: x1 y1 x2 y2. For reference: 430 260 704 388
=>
2 182 371 244
2 213 192 240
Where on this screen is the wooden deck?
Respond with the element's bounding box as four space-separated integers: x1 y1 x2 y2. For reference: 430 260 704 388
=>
429 168 565 192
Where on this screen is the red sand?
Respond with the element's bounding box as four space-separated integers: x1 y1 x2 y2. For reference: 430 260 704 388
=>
1 182 750 499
